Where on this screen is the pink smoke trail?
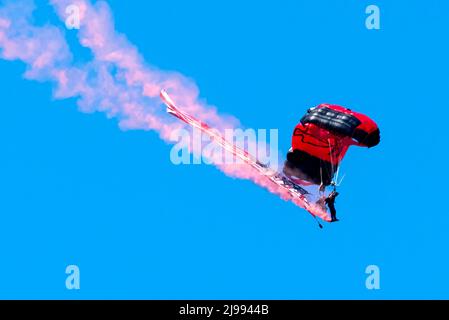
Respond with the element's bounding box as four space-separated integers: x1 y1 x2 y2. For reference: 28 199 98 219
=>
0 0 327 219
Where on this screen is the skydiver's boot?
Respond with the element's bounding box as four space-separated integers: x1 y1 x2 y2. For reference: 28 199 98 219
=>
330 213 339 222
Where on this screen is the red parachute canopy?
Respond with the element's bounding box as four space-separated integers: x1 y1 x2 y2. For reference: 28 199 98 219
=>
286 104 380 186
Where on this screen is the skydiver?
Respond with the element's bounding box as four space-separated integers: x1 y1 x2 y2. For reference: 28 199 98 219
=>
325 190 339 222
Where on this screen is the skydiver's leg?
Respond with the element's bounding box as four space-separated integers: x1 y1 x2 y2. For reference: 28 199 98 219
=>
329 204 338 222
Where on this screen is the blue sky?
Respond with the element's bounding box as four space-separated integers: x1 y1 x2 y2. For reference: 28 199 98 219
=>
0 0 448 299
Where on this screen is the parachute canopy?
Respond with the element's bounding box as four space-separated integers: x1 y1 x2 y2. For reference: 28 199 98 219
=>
285 104 380 186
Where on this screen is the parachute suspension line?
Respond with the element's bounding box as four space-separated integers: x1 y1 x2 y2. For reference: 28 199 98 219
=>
328 138 341 191
332 166 340 191
337 173 346 187
327 139 336 178
333 165 346 187
334 166 340 185
318 160 326 195
320 165 323 186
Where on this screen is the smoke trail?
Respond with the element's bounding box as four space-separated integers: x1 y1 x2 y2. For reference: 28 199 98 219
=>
0 0 324 216
1 0 232 138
